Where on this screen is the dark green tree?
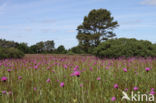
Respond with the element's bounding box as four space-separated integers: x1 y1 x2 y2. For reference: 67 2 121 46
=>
0 39 18 48
36 41 44 53
76 9 119 52
56 45 66 54
30 40 55 53
30 45 38 53
43 40 55 52
17 43 30 53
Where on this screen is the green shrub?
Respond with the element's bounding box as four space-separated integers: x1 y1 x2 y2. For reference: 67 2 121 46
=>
55 45 67 54
66 51 75 55
70 46 85 54
94 38 156 58
0 48 24 59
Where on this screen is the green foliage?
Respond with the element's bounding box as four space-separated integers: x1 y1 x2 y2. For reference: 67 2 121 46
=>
0 39 19 48
66 51 75 55
0 48 24 59
70 46 85 54
94 38 156 58
30 40 55 53
76 9 118 53
17 43 30 53
152 43 156 53
55 45 67 54
0 39 55 54
0 39 30 53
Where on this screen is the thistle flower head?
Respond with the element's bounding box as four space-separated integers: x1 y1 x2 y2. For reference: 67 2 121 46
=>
1 77 8 82
145 67 150 72
114 84 118 89
111 97 116 101
46 78 51 83
60 82 64 87
97 77 101 81
123 68 127 72
74 71 80 77
133 86 138 91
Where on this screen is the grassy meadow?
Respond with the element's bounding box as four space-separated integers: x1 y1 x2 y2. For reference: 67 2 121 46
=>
0 54 155 103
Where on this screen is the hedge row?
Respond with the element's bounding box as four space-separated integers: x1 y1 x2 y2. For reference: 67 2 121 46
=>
94 38 156 58
0 48 24 59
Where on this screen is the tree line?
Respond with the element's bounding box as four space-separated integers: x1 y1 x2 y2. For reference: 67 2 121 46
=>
0 8 156 59
0 39 67 54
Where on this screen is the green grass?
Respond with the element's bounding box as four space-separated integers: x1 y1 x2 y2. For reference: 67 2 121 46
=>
0 54 155 103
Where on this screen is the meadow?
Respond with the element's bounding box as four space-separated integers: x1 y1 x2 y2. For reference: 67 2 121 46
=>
0 54 155 103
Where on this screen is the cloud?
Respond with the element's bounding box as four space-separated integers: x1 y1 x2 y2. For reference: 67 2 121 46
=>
141 0 156 6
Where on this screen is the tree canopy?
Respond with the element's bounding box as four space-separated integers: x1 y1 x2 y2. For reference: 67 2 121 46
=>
55 45 66 54
76 9 118 52
30 40 55 53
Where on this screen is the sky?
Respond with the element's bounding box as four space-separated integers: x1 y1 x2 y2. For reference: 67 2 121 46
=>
0 0 156 49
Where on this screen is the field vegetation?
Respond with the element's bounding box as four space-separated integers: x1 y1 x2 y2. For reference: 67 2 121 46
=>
0 55 155 102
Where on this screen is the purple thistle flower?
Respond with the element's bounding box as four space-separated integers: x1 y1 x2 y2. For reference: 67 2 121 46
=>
150 88 155 95
34 87 37 91
56 80 59 82
97 77 101 81
111 97 116 101
1 77 8 82
60 82 64 87
150 91 155 95
7 69 11 72
80 83 83 87
105 66 109 69
74 71 80 77
151 88 154 91
123 68 127 72
114 84 118 89
51 70 55 73
89 67 93 71
133 86 138 91
73 66 79 71
46 78 51 83
125 88 128 91
145 67 150 72
18 76 22 80
64 65 68 69
34 65 38 69
2 91 6 94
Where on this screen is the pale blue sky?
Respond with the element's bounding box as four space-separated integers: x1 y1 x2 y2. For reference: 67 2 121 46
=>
0 0 156 48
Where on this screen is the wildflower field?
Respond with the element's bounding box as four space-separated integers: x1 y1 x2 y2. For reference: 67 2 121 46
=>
0 54 155 103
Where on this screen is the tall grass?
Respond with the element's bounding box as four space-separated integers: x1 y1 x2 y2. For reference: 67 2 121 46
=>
0 54 155 103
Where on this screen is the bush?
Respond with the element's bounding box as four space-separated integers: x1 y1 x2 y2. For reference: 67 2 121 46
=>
0 48 24 59
66 51 75 55
70 46 85 54
94 38 156 58
55 45 67 54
